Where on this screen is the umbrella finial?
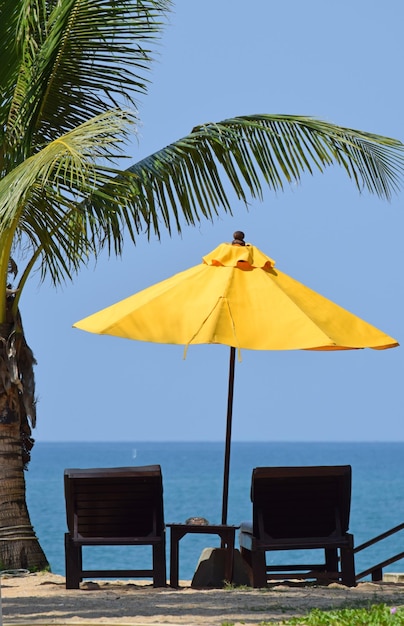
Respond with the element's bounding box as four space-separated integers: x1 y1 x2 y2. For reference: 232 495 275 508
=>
232 231 245 246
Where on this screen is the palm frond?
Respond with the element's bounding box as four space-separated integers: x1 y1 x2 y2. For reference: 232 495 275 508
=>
0 109 135 287
119 114 404 238
0 0 171 165
5 113 404 289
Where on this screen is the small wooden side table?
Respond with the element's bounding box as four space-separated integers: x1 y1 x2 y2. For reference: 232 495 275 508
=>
167 523 239 588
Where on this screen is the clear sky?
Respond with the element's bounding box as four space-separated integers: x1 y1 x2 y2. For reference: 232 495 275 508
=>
24 0 404 442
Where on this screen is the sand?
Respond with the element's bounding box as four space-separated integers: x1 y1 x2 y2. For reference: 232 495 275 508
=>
2 573 404 626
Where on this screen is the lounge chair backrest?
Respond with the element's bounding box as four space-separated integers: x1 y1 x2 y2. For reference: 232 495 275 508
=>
251 465 352 542
64 465 164 541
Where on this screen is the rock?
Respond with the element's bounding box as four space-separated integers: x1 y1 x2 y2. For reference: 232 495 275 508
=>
191 547 250 588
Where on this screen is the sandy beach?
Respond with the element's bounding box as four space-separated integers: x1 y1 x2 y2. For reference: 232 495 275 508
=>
2 572 404 626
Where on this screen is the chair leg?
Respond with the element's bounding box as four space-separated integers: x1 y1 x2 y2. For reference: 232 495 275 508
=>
65 533 82 589
250 550 267 588
239 547 253 586
371 567 383 582
325 548 338 573
340 546 356 587
152 541 167 587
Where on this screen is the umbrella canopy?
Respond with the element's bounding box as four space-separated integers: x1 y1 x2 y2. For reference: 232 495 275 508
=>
74 237 398 351
74 232 399 523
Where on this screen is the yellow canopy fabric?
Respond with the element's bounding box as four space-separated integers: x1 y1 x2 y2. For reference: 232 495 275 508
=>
74 242 399 352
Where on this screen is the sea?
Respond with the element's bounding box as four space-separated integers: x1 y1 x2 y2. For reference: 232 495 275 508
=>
25 441 404 582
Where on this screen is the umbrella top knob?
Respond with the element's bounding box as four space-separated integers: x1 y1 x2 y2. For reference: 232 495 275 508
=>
232 231 245 246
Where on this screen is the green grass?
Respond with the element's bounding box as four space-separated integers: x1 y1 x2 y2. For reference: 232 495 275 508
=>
273 603 404 625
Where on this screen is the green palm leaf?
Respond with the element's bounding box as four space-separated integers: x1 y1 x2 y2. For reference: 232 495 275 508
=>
5 112 404 293
0 0 170 166
0 109 135 295
121 115 404 238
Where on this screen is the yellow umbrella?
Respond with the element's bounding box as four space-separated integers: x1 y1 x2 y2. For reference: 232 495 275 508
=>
74 232 399 523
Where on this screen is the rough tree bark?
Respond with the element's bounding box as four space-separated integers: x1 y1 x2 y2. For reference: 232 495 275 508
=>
0 290 48 571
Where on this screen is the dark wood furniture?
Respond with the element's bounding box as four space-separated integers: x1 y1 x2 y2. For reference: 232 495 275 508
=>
239 465 356 587
64 465 166 589
167 523 238 587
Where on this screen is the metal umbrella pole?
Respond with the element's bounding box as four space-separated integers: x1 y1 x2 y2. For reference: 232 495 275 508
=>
221 346 236 527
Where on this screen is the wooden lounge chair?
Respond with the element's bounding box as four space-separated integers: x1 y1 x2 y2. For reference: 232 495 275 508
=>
239 465 356 587
64 465 166 589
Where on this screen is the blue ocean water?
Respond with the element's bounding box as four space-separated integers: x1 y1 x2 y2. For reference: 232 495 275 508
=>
25 441 404 582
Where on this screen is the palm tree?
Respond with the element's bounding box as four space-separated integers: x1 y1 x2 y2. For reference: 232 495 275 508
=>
0 0 403 572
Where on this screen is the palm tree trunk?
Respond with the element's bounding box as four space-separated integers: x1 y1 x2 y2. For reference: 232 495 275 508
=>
0 318 48 571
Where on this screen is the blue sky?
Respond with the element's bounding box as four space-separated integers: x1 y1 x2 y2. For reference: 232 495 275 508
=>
24 0 404 442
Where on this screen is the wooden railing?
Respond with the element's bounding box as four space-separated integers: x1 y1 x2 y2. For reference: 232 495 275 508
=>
354 522 404 582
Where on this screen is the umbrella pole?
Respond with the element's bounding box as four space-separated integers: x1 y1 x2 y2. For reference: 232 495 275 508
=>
221 346 236 527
